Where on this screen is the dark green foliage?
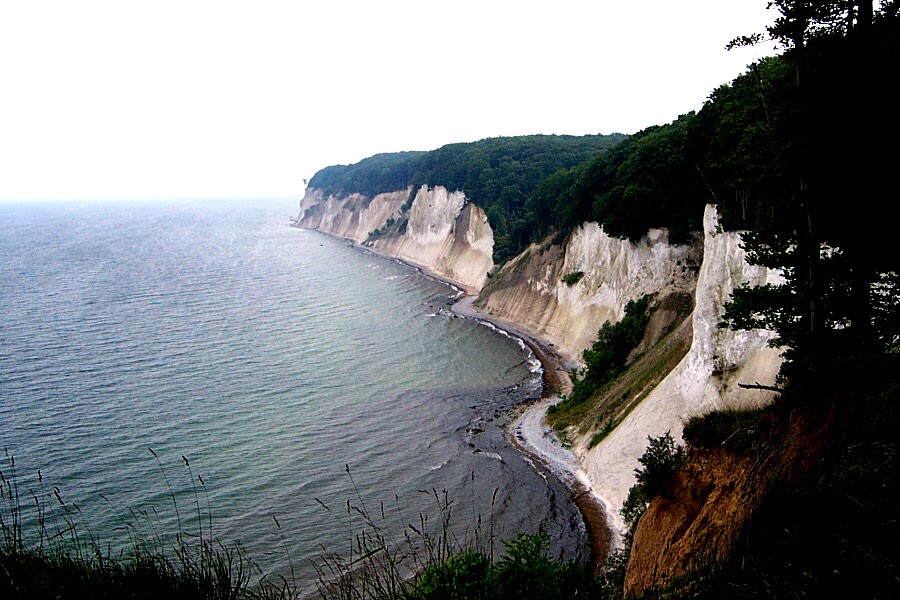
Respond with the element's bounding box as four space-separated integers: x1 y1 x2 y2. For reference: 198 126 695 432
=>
691 55 801 232
583 296 652 387
716 6 900 385
410 551 491 600
308 151 427 199
553 295 652 412
620 485 650 531
592 116 708 244
490 532 601 600
633 432 685 500
682 407 765 450
561 271 584 286
0 540 255 600
522 115 711 248
408 532 603 600
722 226 900 384
620 432 686 530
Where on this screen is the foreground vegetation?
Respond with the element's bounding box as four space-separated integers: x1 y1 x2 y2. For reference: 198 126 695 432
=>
0 447 307 600
1 452 611 599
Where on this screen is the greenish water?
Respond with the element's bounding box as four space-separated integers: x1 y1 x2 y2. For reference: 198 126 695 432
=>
0 198 585 590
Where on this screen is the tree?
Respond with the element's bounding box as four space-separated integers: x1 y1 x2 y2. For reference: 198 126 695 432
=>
721 2 900 384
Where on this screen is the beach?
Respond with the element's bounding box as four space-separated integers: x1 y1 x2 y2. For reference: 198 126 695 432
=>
452 296 614 574
301 230 615 572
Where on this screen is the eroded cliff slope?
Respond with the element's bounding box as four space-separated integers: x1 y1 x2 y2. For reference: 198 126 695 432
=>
476 223 699 364
580 205 782 534
295 188 407 243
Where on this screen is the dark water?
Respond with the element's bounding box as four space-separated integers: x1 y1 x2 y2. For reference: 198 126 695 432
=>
0 198 584 591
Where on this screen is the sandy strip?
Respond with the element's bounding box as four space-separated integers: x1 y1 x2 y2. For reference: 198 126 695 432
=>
452 297 614 574
506 399 614 575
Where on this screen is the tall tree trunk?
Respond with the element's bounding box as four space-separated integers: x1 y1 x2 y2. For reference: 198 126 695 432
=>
857 0 874 31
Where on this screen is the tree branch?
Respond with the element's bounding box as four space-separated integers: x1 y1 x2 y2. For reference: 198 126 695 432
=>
738 381 785 393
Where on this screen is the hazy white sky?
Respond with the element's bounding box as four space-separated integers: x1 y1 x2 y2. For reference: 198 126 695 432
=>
0 1 778 201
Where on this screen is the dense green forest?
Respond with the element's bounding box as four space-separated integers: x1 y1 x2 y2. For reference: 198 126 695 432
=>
307 151 428 199
308 134 627 264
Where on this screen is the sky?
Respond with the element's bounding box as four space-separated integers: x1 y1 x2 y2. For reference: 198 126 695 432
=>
0 1 779 202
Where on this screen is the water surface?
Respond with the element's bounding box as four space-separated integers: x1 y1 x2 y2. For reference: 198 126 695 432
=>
0 198 585 590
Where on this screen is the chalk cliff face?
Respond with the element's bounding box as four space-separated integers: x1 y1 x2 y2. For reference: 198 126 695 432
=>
579 204 783 535
370 186 494 292
296 188 781 543
295 185 494 292
476 223 699 364
295 188 407 243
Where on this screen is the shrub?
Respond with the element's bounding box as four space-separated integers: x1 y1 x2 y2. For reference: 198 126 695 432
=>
620 432 685 532
683 407 765 450
621 485 650 530
633 431 684 499
554 295 653 412
562 271 584 286
412 551 490 600
407 532 603 600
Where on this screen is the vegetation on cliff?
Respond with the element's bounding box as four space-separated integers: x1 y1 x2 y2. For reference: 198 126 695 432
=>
619 3 900 597
306 134 626 264
308 151 428 200
549 295 653 421
546 292 694 450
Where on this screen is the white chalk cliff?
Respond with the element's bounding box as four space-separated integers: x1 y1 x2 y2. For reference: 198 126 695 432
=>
476 223 698 364
578 204 783 535
295 185 493 292
295 188 407 244
296 189 781 538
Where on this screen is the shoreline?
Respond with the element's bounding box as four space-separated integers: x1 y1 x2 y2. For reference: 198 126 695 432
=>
292 223 614 572
457 303 614 575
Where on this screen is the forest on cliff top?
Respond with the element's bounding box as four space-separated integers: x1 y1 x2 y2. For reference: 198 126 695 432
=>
307 5 898 277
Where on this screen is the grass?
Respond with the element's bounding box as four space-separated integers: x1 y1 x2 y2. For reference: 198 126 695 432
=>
0 448 298 600
1 454 618 599
682 406 766 451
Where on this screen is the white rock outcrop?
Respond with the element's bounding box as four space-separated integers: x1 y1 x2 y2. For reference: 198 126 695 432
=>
371 186 494 292
477 222 697 363
295 188 406 243
580 204 783 536
295 185 494 292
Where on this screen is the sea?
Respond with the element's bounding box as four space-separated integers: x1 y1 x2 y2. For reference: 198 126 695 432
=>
0 198 585 592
